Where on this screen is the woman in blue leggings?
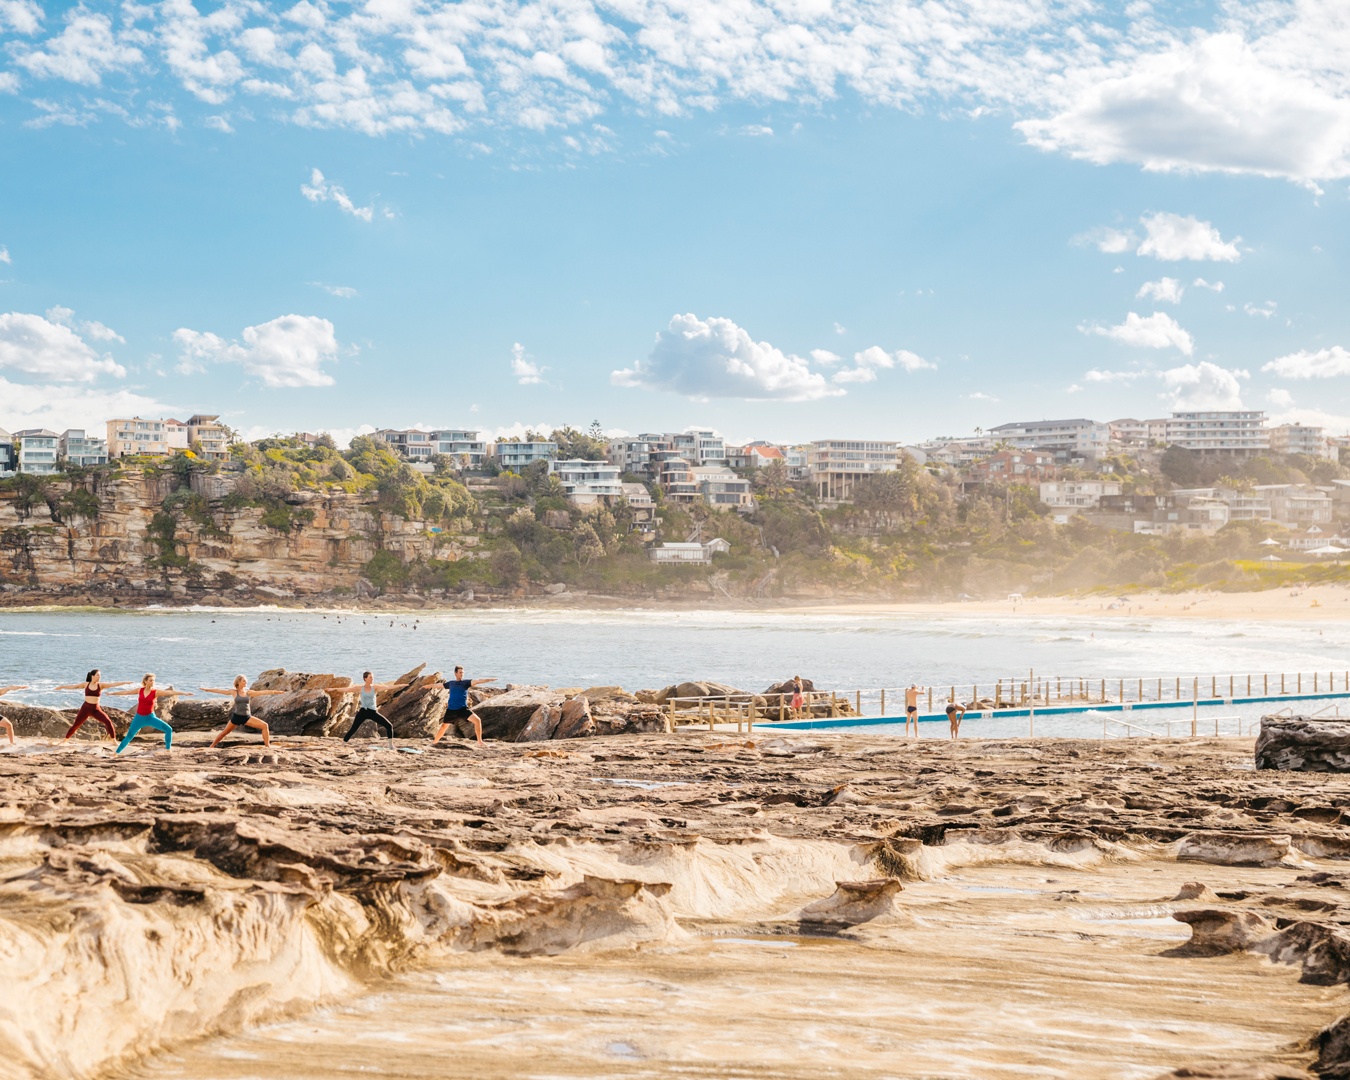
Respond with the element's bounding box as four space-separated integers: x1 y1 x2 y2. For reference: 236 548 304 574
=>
108 674 192 754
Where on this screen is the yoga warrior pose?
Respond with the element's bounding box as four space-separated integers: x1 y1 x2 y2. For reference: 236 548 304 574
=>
431 666 496 745
201 676 284 748
327 673 402 747
0 685 28 746
107 675 191 754
55 670 134 742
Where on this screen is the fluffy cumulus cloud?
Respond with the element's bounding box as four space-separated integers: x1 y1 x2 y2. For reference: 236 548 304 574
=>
612 314 840 401
0 379 177 433
510 342 543 384
1136 277 1184 303
1136 213 1242 262
832 346 933 384
1262 345 1350 379
174 314 338 387
0 310 126 380
4 0 1350 182
1086 311 1195 355
1161 361 1247 410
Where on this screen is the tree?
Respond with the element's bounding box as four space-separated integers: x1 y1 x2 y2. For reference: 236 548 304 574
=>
551 425 607 461
492 541 524 585
760 458 789 497
574 523 604 568
315 431 338 450
1160 445 1198 487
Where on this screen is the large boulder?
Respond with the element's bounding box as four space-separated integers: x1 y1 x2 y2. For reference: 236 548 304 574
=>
579 686 638 706
653 680 746 705
761 677 817 706
468 685 565 741
516 704 563 742
0 701 132 739
593 708 670 736
168 700 234 732
1256 718 1350 771
249 669 354 737
382 671 449 739
554 697 595 740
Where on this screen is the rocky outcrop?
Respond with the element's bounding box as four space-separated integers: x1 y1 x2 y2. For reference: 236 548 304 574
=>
653 680 746 705
794 878 905 927
250 669 354 737
516 704 563 742
0 701 133 739
553 697 595 740
471 686 565 741
1256 718 1350 771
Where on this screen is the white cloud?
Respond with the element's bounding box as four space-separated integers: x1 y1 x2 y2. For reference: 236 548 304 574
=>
204 114 234 133
1074 226 1137 254
0 1 42 35
1262 345 1350 379
1136 277 1184 303
44 304 125 344
309 282 358 298
833 323 846 335
0 378 177 433
1193 278 1225 292
489 421 559 441
831 345 932 384
0 246 9 264
1137 213 1241 262
173 314 338 387
966 392 998 401
15 11 142 85
1087 311 1195 355
612 314 841 401
1065 384 1083 393
1084 368 1149 382
301 169 373 222
810 349 843 364
740 125 773 136
1161 361 1247 410
510 343 544 384
0 310 125 381
1267 388 1295 409
1245 301 1278 318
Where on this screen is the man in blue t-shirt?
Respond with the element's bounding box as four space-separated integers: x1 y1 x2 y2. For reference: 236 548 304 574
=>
431 665 497 745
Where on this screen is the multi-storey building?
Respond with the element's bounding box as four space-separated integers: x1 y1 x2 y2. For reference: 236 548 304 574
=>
0 429 13 476
726 444 786 470
107 418 170 458
186 414 229 460
59 429 108 467
1107 418 1149 447
808 440 900 500
1253 483 1333 527
664 429 726 466
493 440 557 471
969 450 1057 485
988 419 1110 461
373 428 436 459
549 458 623 506
1268 424 1330 459
13 429 60 474
429 429 484 466
1165 411 1267 457
693 465 753 510
164 419 189 451
657 457 700 503
1171 487 1272 523
607 434 668 477
1088 493 1230 535
784 445 810 479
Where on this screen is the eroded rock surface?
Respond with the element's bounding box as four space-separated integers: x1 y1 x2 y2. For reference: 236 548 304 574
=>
1256 718 1350 772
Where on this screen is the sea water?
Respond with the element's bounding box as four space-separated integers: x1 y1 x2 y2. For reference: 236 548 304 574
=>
0 605 1344 740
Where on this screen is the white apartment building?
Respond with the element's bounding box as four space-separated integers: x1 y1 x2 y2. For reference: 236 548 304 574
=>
1172 487 1273 523
165 419 189 450
1268 424 1330 459
1108 419 1148 447
1165 411 1267 456
918 438 994 468
808 440 900 500
665 429 726 466
693 465 753 510
373 428 436 459
1039 480 1123 509
1253 483 1333 527
988 419 1110 461
13 429 60 474
619 482 653 508
59 429 108 467
107 418 170 458
0 429 13 476
493 441 557 471
549 458 623 506
431 429 485 466
784 445 810 479
607 434 667 476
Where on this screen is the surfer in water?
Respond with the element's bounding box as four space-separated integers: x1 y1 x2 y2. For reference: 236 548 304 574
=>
200 676 286 748
56 670 135 743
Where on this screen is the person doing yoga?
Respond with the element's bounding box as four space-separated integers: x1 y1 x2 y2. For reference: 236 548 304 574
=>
327 672 402 748
107 675 191 754
201 676 285 748
0 685 28 745
430 666 496 746
55 670 135 742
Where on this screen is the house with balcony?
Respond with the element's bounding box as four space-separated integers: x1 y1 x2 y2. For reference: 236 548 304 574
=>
430 429 485 466
1268 424 1330 459
13 429 60 474
693 465 753 510
0 429 13 477
969 449 1057 485
106 418 170 458
1253 483 1333 527
492 440 557 472
59 429 108 467
989 418 1110 462
1165 411 1268 457
662 429 726 466
549 458 623 506
373 428 436 460
607 434 668 477
1085 493 1230 535
808 440 900 500
1038 480 1123 521
186 414 230 460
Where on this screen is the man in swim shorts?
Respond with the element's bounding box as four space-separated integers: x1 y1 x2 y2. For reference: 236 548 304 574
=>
430 666 497 745
904 683 925 737
945 700 967 740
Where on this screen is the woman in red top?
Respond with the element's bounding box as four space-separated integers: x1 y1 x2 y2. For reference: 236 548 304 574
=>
56 670 135 742
108 674 191 754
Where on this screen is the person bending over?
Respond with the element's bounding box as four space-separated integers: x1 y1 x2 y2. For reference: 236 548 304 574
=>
945 700 967 741
0 685 28 745
431 666 496 746
201 675 285 748
327 672 404 748
107 675 191 754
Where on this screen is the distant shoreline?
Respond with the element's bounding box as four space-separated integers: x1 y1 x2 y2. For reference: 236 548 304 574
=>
0 581 1345 621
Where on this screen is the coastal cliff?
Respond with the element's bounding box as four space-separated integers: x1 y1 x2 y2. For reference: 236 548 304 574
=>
0 470 479 606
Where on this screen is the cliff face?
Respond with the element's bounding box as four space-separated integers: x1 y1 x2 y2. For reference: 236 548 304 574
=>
0 472 476 605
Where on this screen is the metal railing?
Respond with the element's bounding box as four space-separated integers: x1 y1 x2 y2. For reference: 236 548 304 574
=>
1102 714 1248 739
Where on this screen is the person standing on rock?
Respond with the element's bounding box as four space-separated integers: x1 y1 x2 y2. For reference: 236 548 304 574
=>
55 670 135 743
326 672 403 748
904 683 926 737
430 666 496 746
107 675 191 754
200 676 286 748
0 685 28 745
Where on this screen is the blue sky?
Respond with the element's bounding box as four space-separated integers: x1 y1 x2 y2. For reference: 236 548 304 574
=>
2 0 1349 446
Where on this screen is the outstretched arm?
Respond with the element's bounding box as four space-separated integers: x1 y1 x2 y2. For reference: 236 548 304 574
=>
159 688 193 698
105 689 139 696
0 686 30 696
199 687 236 696
247 689 286 698
323 685 361 697
470 678 498 687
